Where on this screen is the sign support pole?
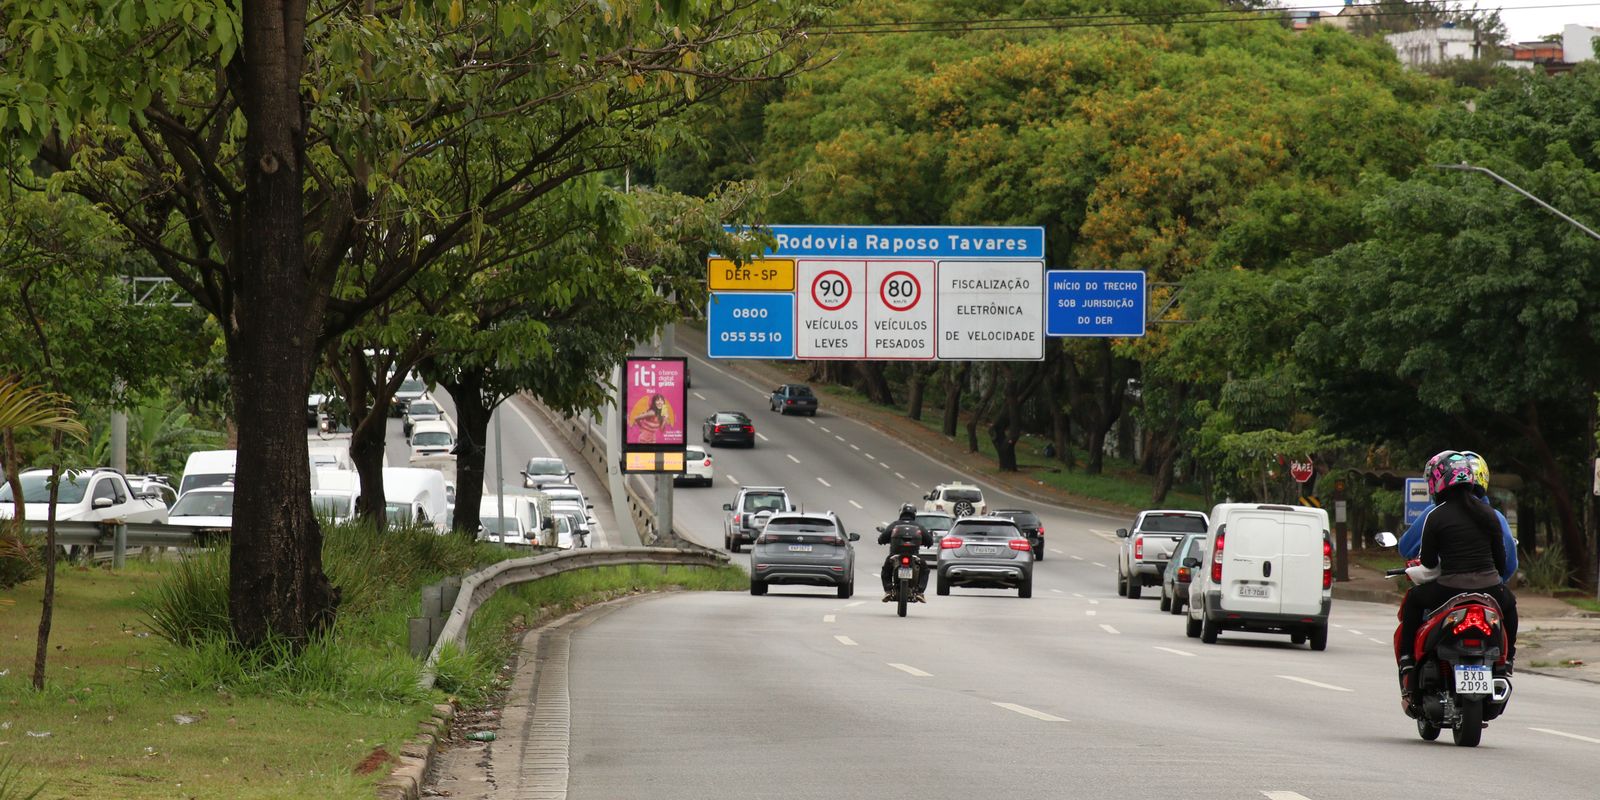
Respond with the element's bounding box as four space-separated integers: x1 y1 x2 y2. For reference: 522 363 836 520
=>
1334 479 1349 582
605 363 641 545
654 321 677 546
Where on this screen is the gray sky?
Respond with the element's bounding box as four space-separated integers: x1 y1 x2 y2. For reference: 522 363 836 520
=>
1282 2 1600 42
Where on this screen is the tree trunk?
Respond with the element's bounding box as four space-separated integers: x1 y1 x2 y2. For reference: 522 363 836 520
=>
905 365 929 421
1149 439 1180 505
226 0 339 649
31 444 61 690
856 362 894 406
941 362 970 438
443 372 493 538
966 365 997 454
348 415 387 526
990 367 1020 472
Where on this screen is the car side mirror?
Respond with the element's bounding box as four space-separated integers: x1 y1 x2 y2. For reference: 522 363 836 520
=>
875 525 885 533
848 533 860 542
722 503 733 512
93 496 114 509
1374 531 1397 548
1182 557 1201 569
1115 528 1129 538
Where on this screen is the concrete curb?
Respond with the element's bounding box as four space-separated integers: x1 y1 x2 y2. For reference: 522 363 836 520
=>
1331 584 1403 606
376 702 456 800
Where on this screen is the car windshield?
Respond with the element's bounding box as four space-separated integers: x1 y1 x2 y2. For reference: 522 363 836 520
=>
685 449 707 460
0 473 90 505
311 495 351 518
1140 513 1208 533
172 491 234 518
788 386 813 396
526 458 566 475
399 378 426 394
384 503 413 526
408 402 439 416
915 514 953 533
412 431 453 447
546 490 583 502
943 489 982 503
953 523 1016 538
997 511 1040 526
764 522 837 535
714 413 749 424
743 493 787 512
179 473 233 495
480 516 520 536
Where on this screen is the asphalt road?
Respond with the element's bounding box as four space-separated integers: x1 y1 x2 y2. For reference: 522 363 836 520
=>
555 335 1600 800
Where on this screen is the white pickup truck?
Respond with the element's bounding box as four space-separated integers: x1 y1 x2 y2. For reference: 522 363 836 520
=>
0 468 170 526
1116 509 1209 600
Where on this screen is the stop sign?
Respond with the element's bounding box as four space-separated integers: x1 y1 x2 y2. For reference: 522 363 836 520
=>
1289 458 1314 484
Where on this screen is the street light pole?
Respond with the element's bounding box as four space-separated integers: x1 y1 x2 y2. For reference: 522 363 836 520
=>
1436 162 1600 596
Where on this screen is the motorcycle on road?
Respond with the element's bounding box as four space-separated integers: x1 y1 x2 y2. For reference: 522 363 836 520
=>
1375 532 1512 747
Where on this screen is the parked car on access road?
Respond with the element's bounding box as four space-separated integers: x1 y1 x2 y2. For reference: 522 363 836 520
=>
935 515 1034 598
769 384 819 416
749 511 859 598
167 485 234 536
702 411 755 447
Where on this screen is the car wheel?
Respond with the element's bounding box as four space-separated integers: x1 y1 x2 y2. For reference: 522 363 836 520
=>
729 539 741 553
1127 579 1142 600
1201 616 1220 644
806 410 816 417
1158 590 1171 612
1033 544 1044 561
1309 623 1329 652
1018 575 1032 599
704 477 713 488
749 579 767 596
1185 615 1202 638
1171 596 1186 616
837 579 852 599
1116 570 1128 597
936 573 950 596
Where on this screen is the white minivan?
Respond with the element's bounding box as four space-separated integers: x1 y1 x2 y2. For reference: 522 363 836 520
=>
179 450 236 496
408 419 456 462
1185 503 1333 651
382 467 449 534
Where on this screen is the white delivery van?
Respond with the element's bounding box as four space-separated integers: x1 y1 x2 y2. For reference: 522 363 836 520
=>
311 469 361 522
408 419 456 462
1192 503 1333 651
179 450 236 496
307 445 354 472
381 467 449 534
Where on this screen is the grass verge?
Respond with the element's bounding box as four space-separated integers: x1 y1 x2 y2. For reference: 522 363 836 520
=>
0 529 744 799
1560 596 1600 615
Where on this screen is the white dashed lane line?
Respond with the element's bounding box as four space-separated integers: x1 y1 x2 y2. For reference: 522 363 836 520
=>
879 462 890 469
835 435 846 442
1071 555 1084 561
727 474 741 485
817 477 832 487
1085 610 1097 617
994 703 1067 723
692 392 707 401
1050 548 1064 555
1154 646 1196 657
1529 727 1600 745
849 500 863 509
888 663 932 678
1099 624 1119 635
844 601 864 608
1276 675 1352 693
1347 629 1364 636
834 635 857 647
1051 589 1063 594
1368 637 1385 645
820 426 831 433
1092 562 1107 568
807 418 817 425
850 444 861 451
786 454 801 464
864 452 875 460
1087 599 1099 605
823 614 836 623
1262 793 1316 800
756 432 770 442
894 472 906 480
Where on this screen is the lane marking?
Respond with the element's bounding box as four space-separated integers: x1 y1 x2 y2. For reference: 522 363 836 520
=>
1071 555 1084 561
1348 629 1364 636
909 482 921 489
820 426 831 433
834 635 857 647
1051 589 1063 594
1099 624 1119 635
786 454 801 464
993 702 1067 723
823 614 836 623
864 452 875 460
849 500 863 509
879 462 890 469
1529 727 1600 745
849 444 861 451
1276 675 1352 693
692 392 707 401
1262 793 1316 800
835 435 846 442
1085 610 1097 617
888 663 932 678
817 477 832 487
1154 646 1196 657
1087 599 1099 605
1050 548 1064 555
1368 637 1385 645
1332 623 1345 629
756 432 770 442
894 472 906 480
1092 561 1107 568
1072 593 1085 598
727 474 740 485
807 418 817 425
844 601 865 608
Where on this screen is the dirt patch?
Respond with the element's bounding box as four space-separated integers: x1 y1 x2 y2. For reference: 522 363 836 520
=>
354 745 398 776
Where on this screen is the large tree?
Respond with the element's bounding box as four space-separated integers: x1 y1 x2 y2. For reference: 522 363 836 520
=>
1 0 821 647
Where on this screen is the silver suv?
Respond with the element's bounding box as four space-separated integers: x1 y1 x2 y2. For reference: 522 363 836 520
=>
749 511 859 598
721 486 794 552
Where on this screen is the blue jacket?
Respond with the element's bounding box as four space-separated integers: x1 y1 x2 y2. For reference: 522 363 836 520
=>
1399 498 1517 583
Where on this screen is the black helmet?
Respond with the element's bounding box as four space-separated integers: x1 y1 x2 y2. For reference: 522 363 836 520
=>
899 503 916 519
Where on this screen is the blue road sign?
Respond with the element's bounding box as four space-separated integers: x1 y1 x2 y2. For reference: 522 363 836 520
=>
707 292 796 359
1404 477 1431 525
1046 270 1146 337
727 225 1046 260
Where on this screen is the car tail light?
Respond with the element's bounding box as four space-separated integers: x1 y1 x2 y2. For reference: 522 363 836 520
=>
732 513 742 526
1322 537 1333 590
703 459 712 466
786 399 794 405
1133 536 1143 560
1177 567 1190 582
1452 607 1494 636
1211 530 1225 583
1007 539 1031 552
1037 524 1044 537
714 425 724 433
821 535 842 545
743 425 753 432
940 537 964 549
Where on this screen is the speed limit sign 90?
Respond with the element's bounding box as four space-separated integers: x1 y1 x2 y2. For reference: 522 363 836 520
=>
798 261 867 359
811 270 852 311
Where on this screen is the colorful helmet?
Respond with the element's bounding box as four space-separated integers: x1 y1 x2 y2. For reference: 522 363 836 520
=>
1425 450 1475 499
1458 450 1490 495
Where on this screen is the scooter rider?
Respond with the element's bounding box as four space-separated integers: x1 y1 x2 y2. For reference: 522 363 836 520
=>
1396 451 1519 707
880 503 932 603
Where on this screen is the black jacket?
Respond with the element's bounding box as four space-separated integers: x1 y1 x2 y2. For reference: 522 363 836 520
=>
879 519 932 553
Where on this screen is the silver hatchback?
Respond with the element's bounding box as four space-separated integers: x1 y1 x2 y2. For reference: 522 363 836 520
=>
936 516 1034 598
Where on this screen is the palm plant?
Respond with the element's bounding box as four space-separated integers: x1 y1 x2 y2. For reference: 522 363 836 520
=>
0 376 88 522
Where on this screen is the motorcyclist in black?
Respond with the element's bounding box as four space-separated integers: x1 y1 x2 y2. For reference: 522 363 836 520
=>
880 503 932 602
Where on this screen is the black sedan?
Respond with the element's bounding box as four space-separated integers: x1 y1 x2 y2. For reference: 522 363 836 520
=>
702 411 756 447
993 508 1045 560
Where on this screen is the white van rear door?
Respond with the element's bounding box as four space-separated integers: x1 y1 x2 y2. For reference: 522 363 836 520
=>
1279 512 1326 616
1219 508 1285 615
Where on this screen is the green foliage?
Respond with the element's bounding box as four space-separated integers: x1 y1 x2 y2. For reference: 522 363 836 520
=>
0 756 44 800
0 527 41 589
1522 541 1571 594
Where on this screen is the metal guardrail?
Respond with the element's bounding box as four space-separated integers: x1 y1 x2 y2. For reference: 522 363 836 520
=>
16 520 214 567
523 394 671 546
417 546 730 689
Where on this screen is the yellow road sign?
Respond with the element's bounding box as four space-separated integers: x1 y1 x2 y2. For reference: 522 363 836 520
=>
708 258 795 292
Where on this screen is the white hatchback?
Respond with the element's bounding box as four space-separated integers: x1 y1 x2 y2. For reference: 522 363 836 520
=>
675 447 713 487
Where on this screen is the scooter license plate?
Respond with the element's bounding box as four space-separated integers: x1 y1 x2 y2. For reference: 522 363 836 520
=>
1454 665 1492 695
897 567 914 580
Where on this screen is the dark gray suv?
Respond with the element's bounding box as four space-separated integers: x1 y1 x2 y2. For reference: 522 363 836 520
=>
749 512 859 598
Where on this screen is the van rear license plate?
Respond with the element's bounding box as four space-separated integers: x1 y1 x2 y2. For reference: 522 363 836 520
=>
787 545 812 552
970 546 998 555
1454 665 1491 695
1238 584 1269 598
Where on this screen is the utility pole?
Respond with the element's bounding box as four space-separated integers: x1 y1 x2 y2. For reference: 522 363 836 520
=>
654 321 677 547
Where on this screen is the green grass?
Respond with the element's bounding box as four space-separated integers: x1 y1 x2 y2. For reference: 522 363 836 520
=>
0 530 745 799
808 382 1207 513
1561 596 1600 615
